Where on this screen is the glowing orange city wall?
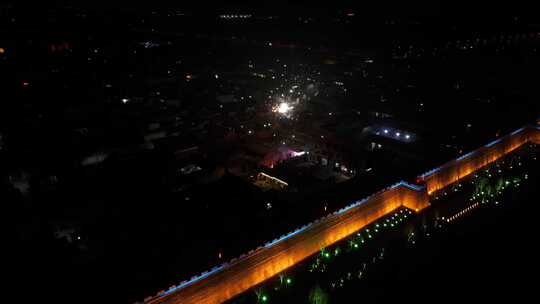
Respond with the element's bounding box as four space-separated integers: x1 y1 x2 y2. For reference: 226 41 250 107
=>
145 125 539 304
145 183 428 304
420 126 539 194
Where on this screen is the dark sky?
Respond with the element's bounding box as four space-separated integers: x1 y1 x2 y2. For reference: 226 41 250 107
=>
4 0 537 20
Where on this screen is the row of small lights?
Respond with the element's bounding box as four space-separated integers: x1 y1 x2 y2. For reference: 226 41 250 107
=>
444 202 480 223
308 208 412 274
444 163 532 224
220 14 252 19
383 129 411 139
442 175 527 226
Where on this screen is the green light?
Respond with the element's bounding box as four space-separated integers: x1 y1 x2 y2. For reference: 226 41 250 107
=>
354 244 359 248
262 295 268 302
286 278 292 284
325 253 330 258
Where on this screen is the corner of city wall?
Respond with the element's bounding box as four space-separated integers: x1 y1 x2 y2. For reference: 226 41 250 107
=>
395 182 429 212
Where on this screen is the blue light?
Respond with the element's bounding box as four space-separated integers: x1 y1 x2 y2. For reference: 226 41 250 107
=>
456 151 476 161
336 198 369 215
161 265 225 296
398 181 425 191
265 225 310 248
485 138 502 148
510 127 525 135
421 166 442 178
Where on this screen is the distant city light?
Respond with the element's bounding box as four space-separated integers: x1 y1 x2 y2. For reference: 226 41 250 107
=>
405 134 410 139
396 132 400 137
383 129 389 134
220 14 252 19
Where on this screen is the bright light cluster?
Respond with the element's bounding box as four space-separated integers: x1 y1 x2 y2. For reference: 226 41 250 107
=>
276 102 292 114
272 101 294 118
